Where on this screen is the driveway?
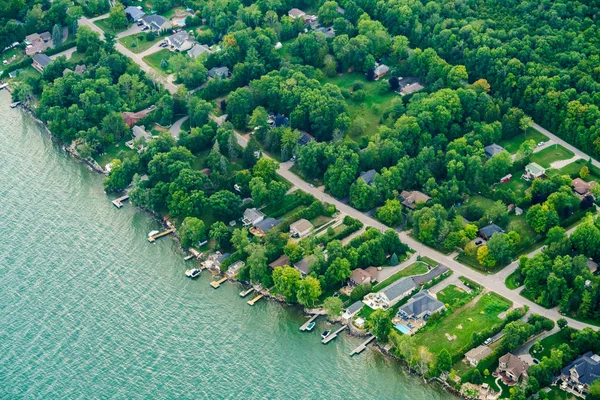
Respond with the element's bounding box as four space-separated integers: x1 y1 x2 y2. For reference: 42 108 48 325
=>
533 122 600 169
50 47 77 60
169 115 188 139
514 327 559 365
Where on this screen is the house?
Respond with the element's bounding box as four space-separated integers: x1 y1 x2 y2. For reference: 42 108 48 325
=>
484 143 505 158
464 345 492 367
380 277 416 308
314 26 335 38
288 8 306 19
297 131 314 146
572 178 596 197
208 66 229 79
273 113 289 127
558 352 600 396
215 252 231 267
515 206 523 216
342 301 363 323
188 43 211 58
225 260 245 278
132 125 153 142
141 15 172 32
242 208 265 226
524 162 546 180
122 105 157 127
74 64 87 75
25 32 52 55
373 64 390 80
400 190 431 210
39 31 51 42
290 219 313 238
125 6 145 21
32 53 52 72
398 291 445 320
479 224 505 240
587 259 598 274
400 82 425 96
167 31 194 52
359 169 376 186
497 353 529 383
293 254 317 276
249 217 282 237
349 268 375 286
268 254 290 269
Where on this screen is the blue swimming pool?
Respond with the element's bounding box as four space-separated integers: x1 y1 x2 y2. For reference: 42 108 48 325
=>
395 324 410 334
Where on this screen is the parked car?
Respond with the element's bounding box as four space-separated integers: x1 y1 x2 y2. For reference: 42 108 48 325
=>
537 141 545 147
475 239 483 246
484 338 492 345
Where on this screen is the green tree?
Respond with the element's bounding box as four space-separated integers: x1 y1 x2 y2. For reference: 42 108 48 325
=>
324 257 351 288
588 380 600 400
247 244 270 286
272 266 301 302
52 24 63 46
350 179 377 210
369 309 392 342
208 191 241 220
471 369 482 384
557 318 568 330
231 228 250 253
179 217 206 248
226 87 254 129
317 1 339 25
296 276 322 307
209 221 230 250
107 1 127 30
252 158 279 182
436 349 452 374
323 296 343 317
376 198 403 226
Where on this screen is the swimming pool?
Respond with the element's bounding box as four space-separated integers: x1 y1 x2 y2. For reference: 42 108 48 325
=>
395 323 410 334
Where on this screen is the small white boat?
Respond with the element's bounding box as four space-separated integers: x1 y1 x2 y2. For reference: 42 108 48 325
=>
148 230 159 238
306 321 316 331
185 269 201 278
321 330 331 339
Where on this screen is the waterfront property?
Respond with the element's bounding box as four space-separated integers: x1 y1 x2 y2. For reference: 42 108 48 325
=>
364 277 416 309
293 254 317 276
556 352 600 396
397 291 445 323
342 301 364 323
464 345 492 367
32 53 52 73
495 353 529 385
242 208 265 227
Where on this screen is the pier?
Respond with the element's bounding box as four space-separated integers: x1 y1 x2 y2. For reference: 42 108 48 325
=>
210 277 228 289
299 314 320 331
349 335 376 356
321 325 347 344
147 229 174 242
239 288 254 297
111 195 129 208
184 254 195 261
247 294 264 305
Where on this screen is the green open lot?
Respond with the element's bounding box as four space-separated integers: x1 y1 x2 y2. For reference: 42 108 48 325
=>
0 47 27 74
505 272 521 289
412 292 512 357
547 158 600 182
547 387 576 400
119 33 163 54
372 262 429 292
320 72 398 139
94 139 137 167
530 330 572 360
142 49 176 75
529 145 575 168
497 128 548 154
436 284 472 308
94 18 131 35
497 175 530 194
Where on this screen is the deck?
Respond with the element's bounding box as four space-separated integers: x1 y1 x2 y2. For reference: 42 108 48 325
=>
349 335 376 356
147 229 174 242
111 195 129 208
299 314 320 331
210 277 228 289
321 325 347 344
247 294 264 305
239 288 254 297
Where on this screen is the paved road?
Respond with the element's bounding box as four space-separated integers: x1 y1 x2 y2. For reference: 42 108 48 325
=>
79 16 178 94
169 115 188 139
50 47 77 60
515 327 559 365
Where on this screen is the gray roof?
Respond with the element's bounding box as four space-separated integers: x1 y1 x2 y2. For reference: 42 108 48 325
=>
561 352 600 385
39 31 51 41
399 291 444 317
294 255 316 275
479 224 505 239
143 14 168 29
254 217 282 233
484 144 505 158
188 43 211 58
359 169 376 186
412 265 449 285
33 53 52 67
132 125 153 141
382 277 416 302
346 301 364 314
168 31 190 49
124 6 145 20
216 252 231 264
208 66 229 78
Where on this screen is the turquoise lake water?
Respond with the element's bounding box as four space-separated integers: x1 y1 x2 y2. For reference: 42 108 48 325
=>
0 91 454 399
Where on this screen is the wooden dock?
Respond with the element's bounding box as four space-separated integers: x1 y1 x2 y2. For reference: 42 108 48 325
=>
247 294 264 305
210 277 228 289
322 325 347 344
299 314 320 331
349 335 376 356
239 288 254 297
184 254 195 261
148 229 174 242
112 195 129 208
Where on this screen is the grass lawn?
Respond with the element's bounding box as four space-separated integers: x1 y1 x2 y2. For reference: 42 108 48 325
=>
498 128 548 154
289 164 324 187
530 330 572 360
529 145 575 168
412 292 512 357
143 49 175 75
547 158 600 182
436 284 472 307
0 47 27 74
496 176 530 194
505 272 522 290
372 262 429 292
460 195 497 213
95 139 137 167
119 33 163 54
320 72 398 139
420 256 439 267
358 303 376 320
507 214 540 253
94 18 131 35
547 387 577 400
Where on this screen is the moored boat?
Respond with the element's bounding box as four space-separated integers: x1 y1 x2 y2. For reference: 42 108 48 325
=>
185 269 201 278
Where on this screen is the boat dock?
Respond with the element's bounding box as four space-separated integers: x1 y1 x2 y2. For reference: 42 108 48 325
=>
322 325 347 344
112 195 129 208
0 83 8 90
349 335 376 356
184 254 195 261
147 229 174 242
210 277 228 289
247 294 264 305
299 314 320 331
239 288 254 297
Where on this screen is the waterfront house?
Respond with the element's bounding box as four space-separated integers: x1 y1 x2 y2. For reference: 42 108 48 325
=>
478 224 505 240
293 255 317 276
268 254 290 269
558 352 600 396
373 64 390 80
32 53 52 72
464 345 492 367
215 252 230 268
141 15 171 32
167 31 194 52
208 66 229 79
125 6 145 22
524 162 546 180
225 260 245 278
249 217 282 237
497 353 529 384
348 268 375 286
132 125 153 142
398 291 445 321
25 32 52 55
400 190 431 210
122 105 157 127
290 219 313 238
288 8 306 19
242 208 265 227
376 277 416 309
484 143 505 158
358 169 376 186
342 301 364 323
188 43 211 59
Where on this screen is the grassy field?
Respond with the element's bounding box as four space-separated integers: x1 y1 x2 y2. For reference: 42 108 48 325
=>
0 47 27 74
95 139 137 167
497 176 530 194
119 33 163 54
505 272 521 290
321 72 398 139
546 387 577 400
372 262 429 292
94 18 131 35
412 292 512 357
529 145 575 168
547 158 600 182
498 128 548 154
530 330 571 360
143 49 175 75
436 284 472 307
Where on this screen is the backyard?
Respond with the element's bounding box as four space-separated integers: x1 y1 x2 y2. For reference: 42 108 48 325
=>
497 128 548 154
94 18 131 35
0 47 27 74
143 49 176 75
119 33 164 54
436 284 472 308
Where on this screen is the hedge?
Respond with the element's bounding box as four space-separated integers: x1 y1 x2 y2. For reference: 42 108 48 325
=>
316 216 363 245
44 40 76 56
1 57 33 76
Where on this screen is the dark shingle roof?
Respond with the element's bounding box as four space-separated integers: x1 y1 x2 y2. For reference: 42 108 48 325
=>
479 224 505 239
359 169 377 186
484 144 505 158
382 277 416 302
561 352 600 385
254 217 282 233
33 53 52 67
346 301 364 314
399 291 444 316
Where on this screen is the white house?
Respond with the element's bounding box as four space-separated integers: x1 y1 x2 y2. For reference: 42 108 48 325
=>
242 208 265 226
289 219 313 238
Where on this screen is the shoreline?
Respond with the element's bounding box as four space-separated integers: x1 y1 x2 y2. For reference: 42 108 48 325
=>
11 97 459 399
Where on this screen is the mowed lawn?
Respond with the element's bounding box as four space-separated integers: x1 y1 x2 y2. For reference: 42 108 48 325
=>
412 292 512 356
436 284 472 307
529 145 575 168
143 49 175 75
321 72 398 138
94 18 131 35
119 33 163 54
547 158 600 182
498 128 548 154
372 262 429 292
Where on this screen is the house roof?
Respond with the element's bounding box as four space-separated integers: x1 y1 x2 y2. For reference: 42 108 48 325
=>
290 218 313 233
479 224 505 239
132 125 153 141
561 352 600 385
274 113 289 127
208 66 229 78
359 169 377 186
400 190 431 209
74 64 87 74
399 291 444 317
143 14 167 27
499 353 529 379
124 6 145 20
269 254 290 269
350 268 371 285
345 300 363 315
572 178 592 195
465 345 492 361
254 217 282 233
382 277 416 302
216 252 230 263
401 82 425 95
243 208 265 223
526 162 545 176
33 53 52 67
314 26 335 38
374 64 389 75
294 255 317 275
25 33 40 43
288 8 306 18
188 43 211 58
168 31 190 49
484 143 505 158
297 131 314 146
39 31 51 41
